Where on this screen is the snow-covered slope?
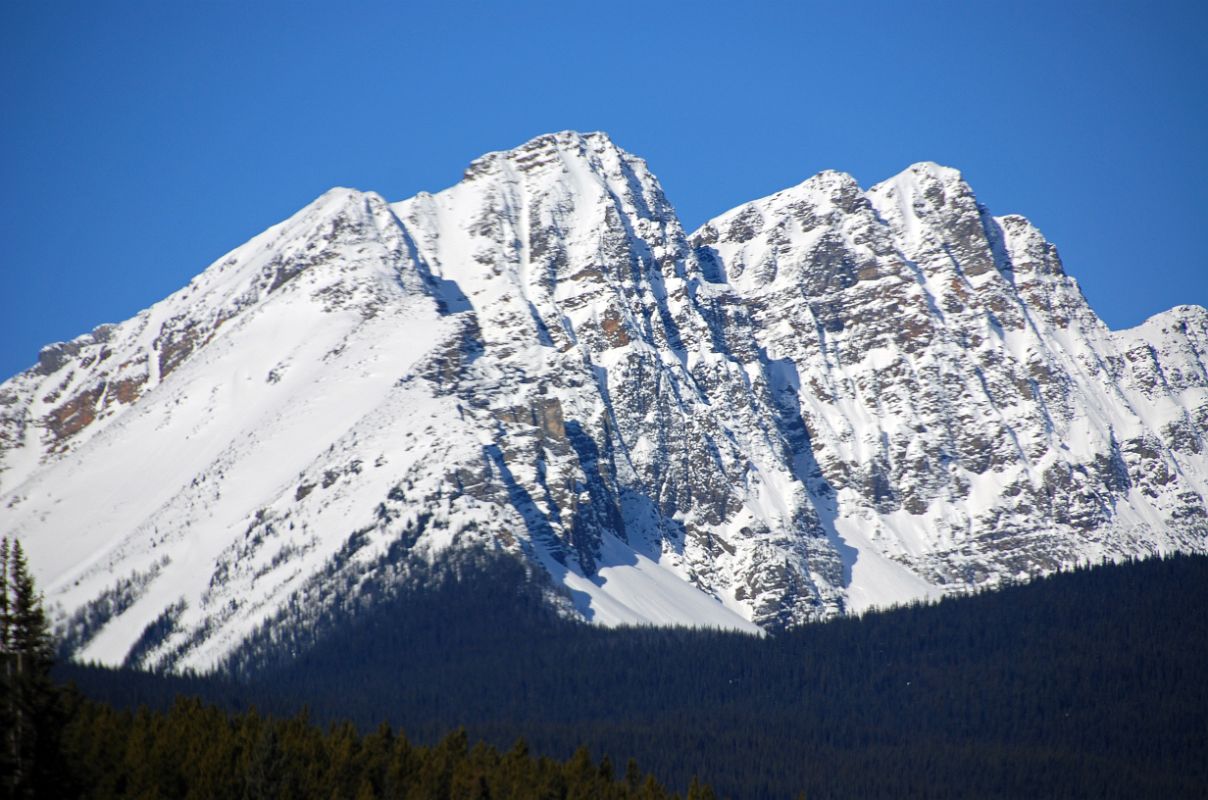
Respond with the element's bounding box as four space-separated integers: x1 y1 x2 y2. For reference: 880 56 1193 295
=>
2 133 1205 671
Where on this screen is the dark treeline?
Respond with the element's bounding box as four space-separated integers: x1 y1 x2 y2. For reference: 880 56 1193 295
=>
61 551 1208 799
54 694 698 800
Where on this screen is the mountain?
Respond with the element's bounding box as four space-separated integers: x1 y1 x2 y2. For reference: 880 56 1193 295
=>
693 162 1208 604
2 131 1205 672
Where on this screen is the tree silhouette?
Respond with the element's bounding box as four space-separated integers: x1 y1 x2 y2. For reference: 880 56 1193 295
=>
1 536 61 798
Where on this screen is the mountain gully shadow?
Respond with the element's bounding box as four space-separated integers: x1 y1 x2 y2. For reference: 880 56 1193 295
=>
429 275 472 314
760 351 858 588
481 443 597 617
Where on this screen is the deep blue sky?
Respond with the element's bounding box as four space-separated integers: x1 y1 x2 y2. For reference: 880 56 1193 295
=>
2 1 1205 380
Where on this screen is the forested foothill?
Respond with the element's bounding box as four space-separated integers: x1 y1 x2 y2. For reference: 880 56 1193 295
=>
50 550 1208 799
7 537 696 800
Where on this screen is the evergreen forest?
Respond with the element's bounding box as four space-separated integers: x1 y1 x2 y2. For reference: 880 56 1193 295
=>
3 534 1206 798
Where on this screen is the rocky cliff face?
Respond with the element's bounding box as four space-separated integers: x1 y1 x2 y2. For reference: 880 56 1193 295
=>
2 132 1204 671
693 162 1208 607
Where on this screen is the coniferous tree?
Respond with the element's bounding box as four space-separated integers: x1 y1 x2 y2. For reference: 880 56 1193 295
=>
624 758 642 796
8 540 54 671
0 537 11 793
1 537 61 799
0 538 10 651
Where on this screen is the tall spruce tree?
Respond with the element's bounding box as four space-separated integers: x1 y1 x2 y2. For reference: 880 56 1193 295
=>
8 540 53 670
1 536 60 799
0 537 11 794
0 538 10 653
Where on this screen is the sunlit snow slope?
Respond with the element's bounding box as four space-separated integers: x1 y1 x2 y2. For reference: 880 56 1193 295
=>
2 133 1205 671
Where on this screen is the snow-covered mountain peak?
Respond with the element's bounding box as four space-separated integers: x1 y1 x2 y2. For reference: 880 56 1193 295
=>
3 134 1206 673
0 181 440 494
456 130 667 217
698 168 866 225
391 130 702 364
870 161 970 210
463 130 619 173
791 169 863 200
992 213 1067 278
690 167 893 298
903 160 965 182
869 161 976 222
696 157 1208 608
1117 304 1208 392
1142 303 1208 329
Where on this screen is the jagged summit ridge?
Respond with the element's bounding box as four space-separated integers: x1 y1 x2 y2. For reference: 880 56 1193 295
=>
2 131 1205 672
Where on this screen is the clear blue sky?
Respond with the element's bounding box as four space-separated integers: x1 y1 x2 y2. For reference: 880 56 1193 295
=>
2 0 1205 380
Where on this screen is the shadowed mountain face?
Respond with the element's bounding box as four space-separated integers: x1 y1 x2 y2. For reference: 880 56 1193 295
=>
2 131 1205 671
